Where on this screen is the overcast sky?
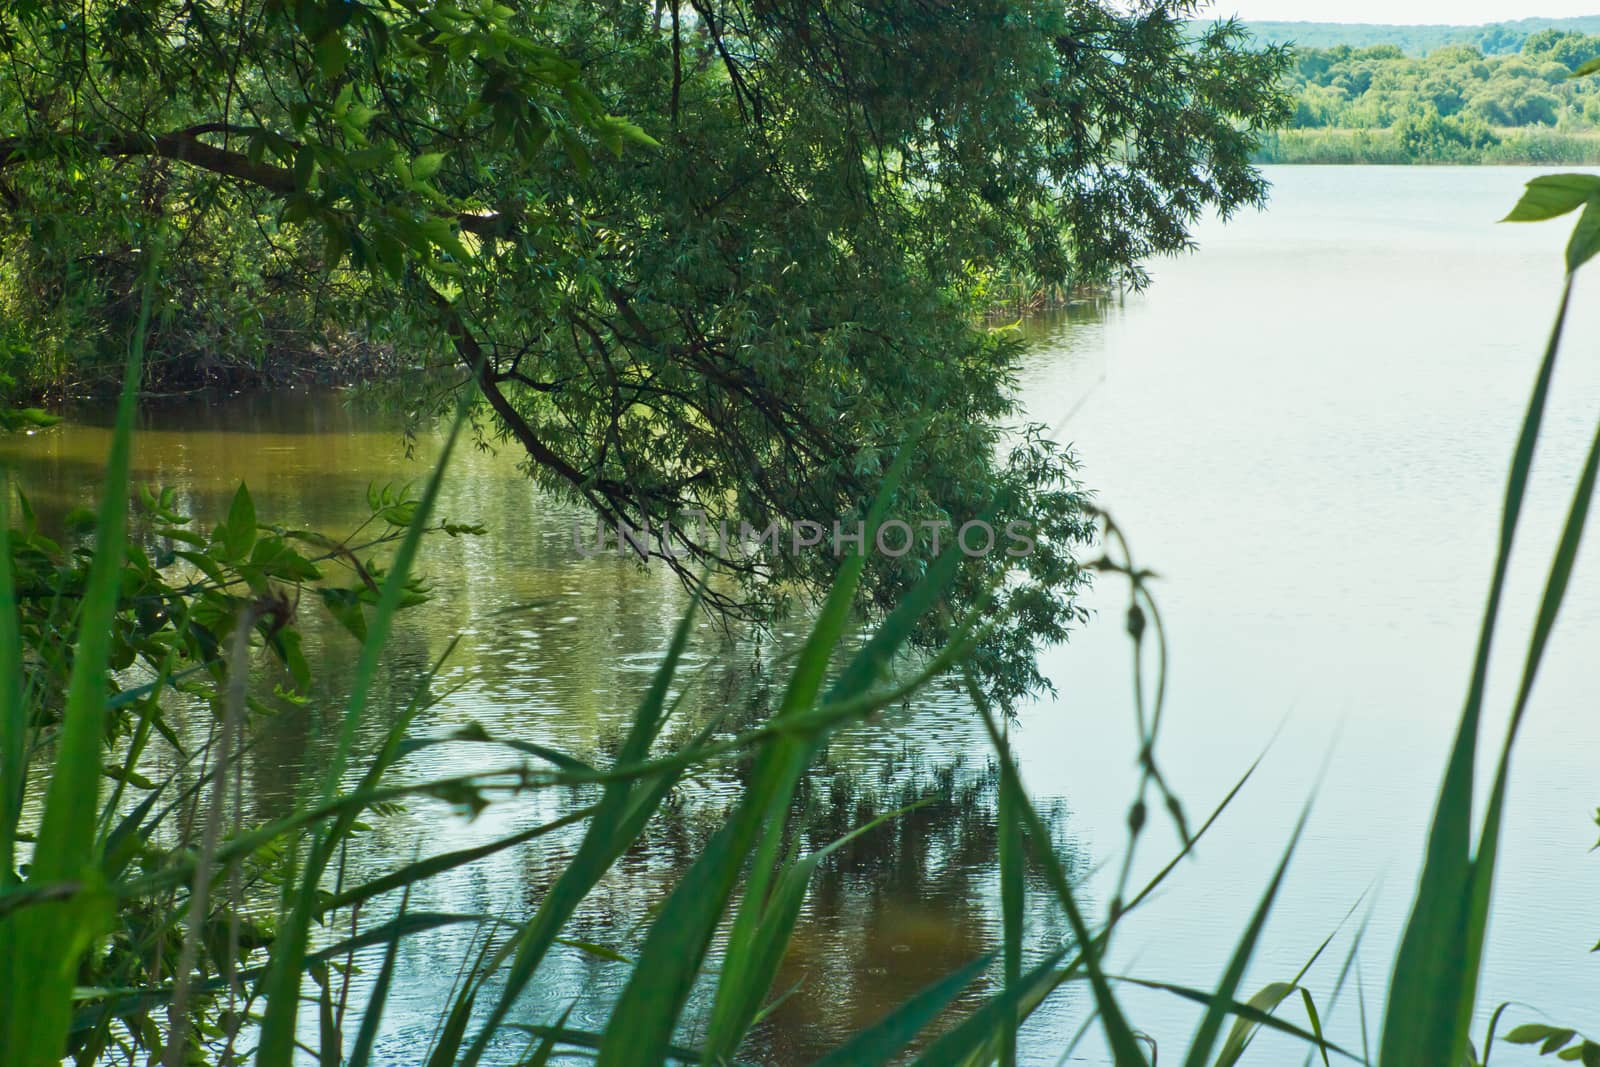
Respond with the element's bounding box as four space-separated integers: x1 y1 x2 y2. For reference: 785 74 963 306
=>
1195 1 1600 23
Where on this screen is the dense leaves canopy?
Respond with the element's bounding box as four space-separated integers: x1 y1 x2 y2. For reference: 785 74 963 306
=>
0 0 1288 705
1289 34 1600 135
1211 16 1600 57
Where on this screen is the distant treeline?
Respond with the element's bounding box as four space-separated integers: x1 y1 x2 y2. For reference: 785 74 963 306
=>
1253 29 1600 164
1254 127 1600 165
1199 16 1600 56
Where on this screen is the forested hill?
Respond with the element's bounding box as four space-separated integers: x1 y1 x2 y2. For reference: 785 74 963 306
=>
1193 17 1600 55
1221 18 1600 164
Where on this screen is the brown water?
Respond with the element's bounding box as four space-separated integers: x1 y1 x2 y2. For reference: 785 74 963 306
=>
7 165 1600 1064
0 389 1081 1063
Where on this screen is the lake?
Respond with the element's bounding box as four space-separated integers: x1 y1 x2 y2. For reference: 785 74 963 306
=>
4 165 1598 1063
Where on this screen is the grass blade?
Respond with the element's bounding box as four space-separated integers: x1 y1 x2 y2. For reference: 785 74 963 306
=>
347 888 414 1067
1183 806 1310 1067
809 954 996 1067
1379 276 1573 1067
1454 411 1600 1052
976 698 1148 1066
595 451 924 1067
256 396 473 1067
906 950 1069 1067
702 799 934 1059
1480 1003 1511 1067
0 469 22 1061
999 720 1025 1067
1113 977 1354 1062
0 252 153 1065
0 476 22 883
521 1004 575 1067
1215 982 1303 1067
458 584 706 1065
1301 989 1331 1067
320 806 595 917
505 1024 709 1063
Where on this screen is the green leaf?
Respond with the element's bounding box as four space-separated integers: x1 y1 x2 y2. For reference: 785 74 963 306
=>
1300 988 1331 1067
274 628 313 691
1184 805 1309 1067
376 232 406 280
380 502 419 528
0 243 155 1063
1567 195 1600 274
1502 175 1600 222
1213 982 1300 1067
223 483 256 561
346 889 410 1067
1379 274 1576 1067
412 152 446 180
1505 1024 1574 1047
557 128 592 176
0 476 24 895
0 408 61 429
318 587 368 642
315 32 350 78
1546 1032 1580 1055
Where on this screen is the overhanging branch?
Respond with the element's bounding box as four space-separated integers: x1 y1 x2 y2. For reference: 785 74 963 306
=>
0 126 504 236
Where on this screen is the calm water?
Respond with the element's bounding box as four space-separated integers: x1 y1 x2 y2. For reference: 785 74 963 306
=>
4 165 1599 1063
1021 165 1600 1062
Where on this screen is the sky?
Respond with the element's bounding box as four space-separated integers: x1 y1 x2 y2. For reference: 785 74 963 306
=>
1195 1 1600 23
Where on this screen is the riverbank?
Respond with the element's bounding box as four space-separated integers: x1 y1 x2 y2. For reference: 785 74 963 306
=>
1255 127 1600 165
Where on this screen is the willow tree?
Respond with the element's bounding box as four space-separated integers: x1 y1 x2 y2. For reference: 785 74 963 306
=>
0 0 1289 706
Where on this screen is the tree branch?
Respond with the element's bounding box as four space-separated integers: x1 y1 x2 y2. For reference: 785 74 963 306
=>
0 126 504 236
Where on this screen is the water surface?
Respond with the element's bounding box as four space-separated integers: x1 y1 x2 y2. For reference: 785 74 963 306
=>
1020 164 1600 1062
5 164 1600 1063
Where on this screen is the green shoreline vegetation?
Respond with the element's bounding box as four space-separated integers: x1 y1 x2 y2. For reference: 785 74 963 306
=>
7 4 1600 1065
1215 17 1600 57
1259 29 1600 165
1255 127 1600 166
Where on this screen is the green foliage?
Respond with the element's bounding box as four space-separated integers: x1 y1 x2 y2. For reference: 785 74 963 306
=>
6 10 1598 1067
0 0 1291 707
1503 1023 1600 1063
0 276 474 1061
1209 16 1600 56
1502 173 1600 221
2 172 1600 1067
1394 104 1500 162
1262 33 1600 164
0 464 471 1059
1370 180 1600 1067
5 476 455 717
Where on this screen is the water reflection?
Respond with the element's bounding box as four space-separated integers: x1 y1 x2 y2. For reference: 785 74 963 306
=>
0 388 1088 1064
